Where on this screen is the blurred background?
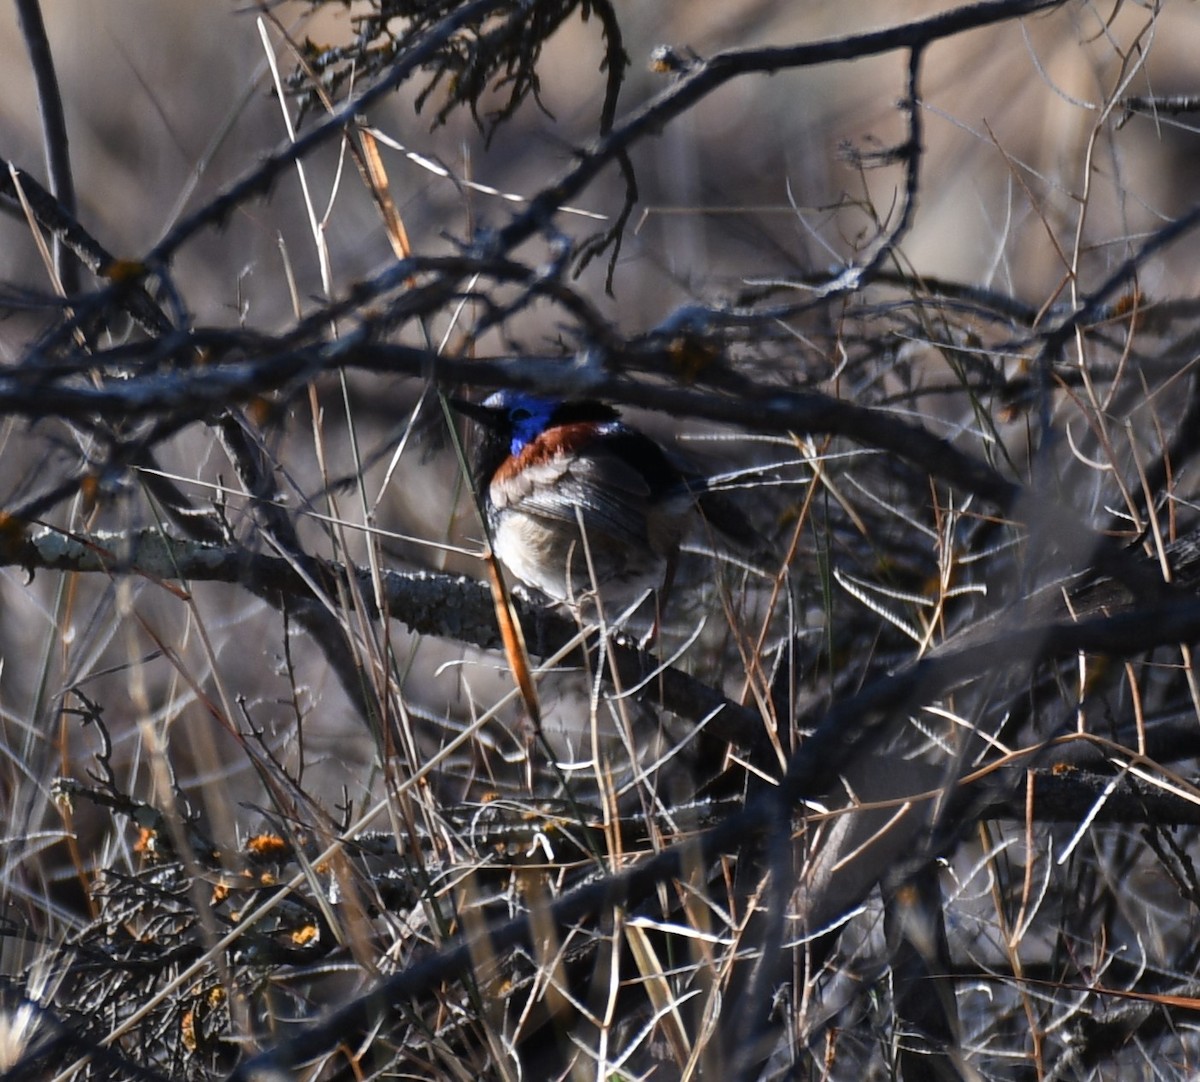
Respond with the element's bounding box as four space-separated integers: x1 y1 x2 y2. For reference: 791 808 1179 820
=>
4 2 1199 330
1 0 1199 1043
5 2 1200 1077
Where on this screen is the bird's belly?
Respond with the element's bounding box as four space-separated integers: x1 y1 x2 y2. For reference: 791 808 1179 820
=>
490 510 667 604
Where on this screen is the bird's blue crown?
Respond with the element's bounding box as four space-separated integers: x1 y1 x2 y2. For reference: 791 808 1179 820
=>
481 391 561 456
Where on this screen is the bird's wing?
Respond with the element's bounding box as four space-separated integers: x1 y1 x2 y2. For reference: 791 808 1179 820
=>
491 424 675 543
514 452 656 541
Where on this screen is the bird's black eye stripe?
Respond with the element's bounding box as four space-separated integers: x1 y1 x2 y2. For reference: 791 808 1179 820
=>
510 407 532 422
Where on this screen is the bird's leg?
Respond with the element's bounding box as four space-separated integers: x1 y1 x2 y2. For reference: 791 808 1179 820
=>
640 547 679 650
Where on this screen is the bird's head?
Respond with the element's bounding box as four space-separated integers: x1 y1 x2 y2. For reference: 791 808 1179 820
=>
451 391 621 479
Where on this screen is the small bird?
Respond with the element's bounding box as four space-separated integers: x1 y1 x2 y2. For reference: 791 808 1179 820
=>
453 390 733 611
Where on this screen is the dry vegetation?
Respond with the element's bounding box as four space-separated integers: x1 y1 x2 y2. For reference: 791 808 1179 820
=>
3 0 1200 1079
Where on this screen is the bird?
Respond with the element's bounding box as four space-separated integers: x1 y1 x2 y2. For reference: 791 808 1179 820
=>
452 390 743 613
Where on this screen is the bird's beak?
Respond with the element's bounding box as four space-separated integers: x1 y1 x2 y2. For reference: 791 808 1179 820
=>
449 396 502 428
